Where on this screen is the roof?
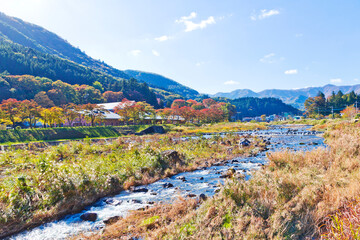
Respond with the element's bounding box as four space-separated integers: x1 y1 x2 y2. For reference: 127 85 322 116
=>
102 111 123 120
98 101 136 111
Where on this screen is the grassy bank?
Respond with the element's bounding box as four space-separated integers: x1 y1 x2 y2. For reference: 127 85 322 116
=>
88 121 360 240
0 130 267 238
0 125 167 144
169 122 267 134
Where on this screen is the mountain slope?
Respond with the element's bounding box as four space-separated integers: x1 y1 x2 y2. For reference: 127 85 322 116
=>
0 40 159 107
230 97 300 118
0 11 200 100
213 84 360 109
0 12 129 79
125 70 199 99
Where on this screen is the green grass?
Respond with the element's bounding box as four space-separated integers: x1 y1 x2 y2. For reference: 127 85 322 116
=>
0 125 177 144
0 132 265 238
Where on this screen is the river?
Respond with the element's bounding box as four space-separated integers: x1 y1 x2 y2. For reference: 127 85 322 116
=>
9 125 325 240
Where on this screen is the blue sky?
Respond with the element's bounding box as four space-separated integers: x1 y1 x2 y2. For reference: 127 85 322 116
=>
1 0 360 94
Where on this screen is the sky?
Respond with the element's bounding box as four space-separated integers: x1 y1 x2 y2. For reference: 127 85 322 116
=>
0 0 360 94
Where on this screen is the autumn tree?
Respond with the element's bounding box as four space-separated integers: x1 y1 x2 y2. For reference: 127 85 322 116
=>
34 91 55 108
341 105 357 119
0 98 21 128
103 91 125 102
63 103 80 126
82 103 106 126
19 100 42 128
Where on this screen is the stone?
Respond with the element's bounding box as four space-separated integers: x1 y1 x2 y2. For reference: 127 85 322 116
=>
176 176 186 181
80 213 98 222
103 216 121 225
162 182 174 188
199 193 207 201
130 199 142 204
240 139 251 147
187 193 197 198
130 187 149 193
161 150 184 166
139 126 166 135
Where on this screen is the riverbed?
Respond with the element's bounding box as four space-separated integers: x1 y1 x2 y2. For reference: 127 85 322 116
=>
9 125 325 240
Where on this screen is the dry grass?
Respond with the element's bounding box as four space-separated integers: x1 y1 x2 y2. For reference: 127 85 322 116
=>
0 131 266 238
85 121 360 240
320 199 360 239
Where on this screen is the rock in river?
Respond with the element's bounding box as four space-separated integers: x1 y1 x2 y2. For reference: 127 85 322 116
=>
80 213 98 222
163 182 174 188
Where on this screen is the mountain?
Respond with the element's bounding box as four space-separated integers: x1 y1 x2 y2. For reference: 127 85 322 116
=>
230 97 300 118
0 40 159 107
125 70 200 99
0 12 129 79
213 84 360 109
0 12 201 102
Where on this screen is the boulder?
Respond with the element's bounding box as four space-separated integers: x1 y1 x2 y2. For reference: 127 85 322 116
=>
104 216 122 225
139 126 166 135
161 150 184 166
240 139 251 147
80 213 98 222
176 176 186 181
199 193 207 201
130 187 149 193
163 182 174 188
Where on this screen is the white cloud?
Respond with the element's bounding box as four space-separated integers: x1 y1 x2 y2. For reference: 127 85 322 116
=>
355 78 359 82
330 78 343 83
176 12 216 32
129 50 141 57
152 50 160 57
196 61 205 67
251 9 280 21
284 69 298 75
155 35 171 42
176 12 197 22
224 80 239 85
295 33 303 38
260 53 276 63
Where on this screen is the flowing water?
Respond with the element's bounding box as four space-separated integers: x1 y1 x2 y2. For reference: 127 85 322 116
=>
9 125 325 240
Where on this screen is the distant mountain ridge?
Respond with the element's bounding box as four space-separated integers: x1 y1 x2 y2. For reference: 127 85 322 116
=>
0 11 201 100
124 70 200 99
213 84 360 109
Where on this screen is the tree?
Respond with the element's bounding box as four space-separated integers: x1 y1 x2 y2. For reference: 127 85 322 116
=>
34 91 55 108
0 98 21 128
63 103 80 126
137 101 156 124
82 103 106 126
103 91 124 102
19 100 42 128
341 105 357 119
171 99 186 108
41 107 64 127
114 100 136 124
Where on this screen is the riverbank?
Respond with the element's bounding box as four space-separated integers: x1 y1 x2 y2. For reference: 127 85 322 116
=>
0 128 268 238
82 121 360 239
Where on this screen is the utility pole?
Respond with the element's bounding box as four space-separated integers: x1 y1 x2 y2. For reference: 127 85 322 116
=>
355 101 358 114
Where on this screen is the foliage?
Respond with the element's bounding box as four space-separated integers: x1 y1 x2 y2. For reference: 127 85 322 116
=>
229 97 300 118
0 131 263 237
0 40 159 107
305 90 359 117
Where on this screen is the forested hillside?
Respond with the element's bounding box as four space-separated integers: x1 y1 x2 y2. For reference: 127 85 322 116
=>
0 12 129 79
230 97 300 118
125 70 200 99
0 41 159 107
